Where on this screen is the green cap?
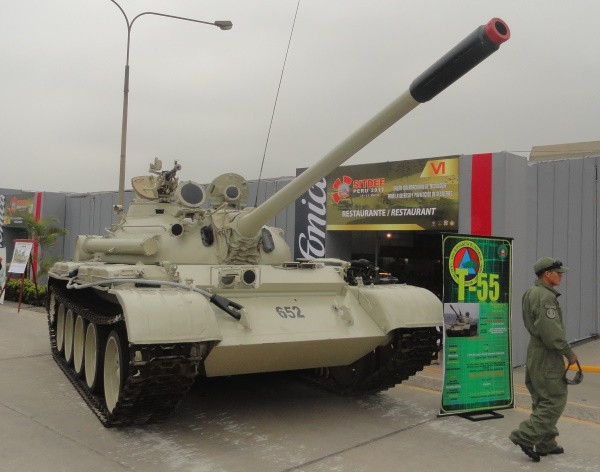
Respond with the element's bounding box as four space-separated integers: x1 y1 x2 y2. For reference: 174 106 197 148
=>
534 257 568 276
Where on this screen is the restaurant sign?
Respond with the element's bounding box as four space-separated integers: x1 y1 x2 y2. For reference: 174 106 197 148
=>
326 156 459 231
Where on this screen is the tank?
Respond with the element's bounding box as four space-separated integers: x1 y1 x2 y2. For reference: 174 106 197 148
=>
47 18 510 426
445 304 479 337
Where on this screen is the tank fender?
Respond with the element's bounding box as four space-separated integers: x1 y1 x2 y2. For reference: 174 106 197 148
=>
110 288 223 344
351 285 442 332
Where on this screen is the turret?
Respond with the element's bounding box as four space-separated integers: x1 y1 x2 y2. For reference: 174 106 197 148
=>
75 18 510 266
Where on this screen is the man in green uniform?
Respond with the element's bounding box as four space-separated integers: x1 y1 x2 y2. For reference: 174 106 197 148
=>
509 257 579 462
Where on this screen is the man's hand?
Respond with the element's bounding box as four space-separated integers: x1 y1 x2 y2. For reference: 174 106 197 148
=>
568 354 578 365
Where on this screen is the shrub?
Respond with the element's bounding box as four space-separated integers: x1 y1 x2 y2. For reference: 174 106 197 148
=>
3 278 47 306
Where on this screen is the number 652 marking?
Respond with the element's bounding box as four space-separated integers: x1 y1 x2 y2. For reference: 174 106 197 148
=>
275 306 304 319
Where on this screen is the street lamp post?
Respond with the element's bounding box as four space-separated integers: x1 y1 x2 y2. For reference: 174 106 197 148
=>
108 0 232 206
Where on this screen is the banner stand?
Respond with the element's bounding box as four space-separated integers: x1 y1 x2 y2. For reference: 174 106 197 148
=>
458 410 504 422
0 240 40 313
440 234 514 418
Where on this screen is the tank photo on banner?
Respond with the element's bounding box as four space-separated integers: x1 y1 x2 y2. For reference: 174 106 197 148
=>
440 234 514 416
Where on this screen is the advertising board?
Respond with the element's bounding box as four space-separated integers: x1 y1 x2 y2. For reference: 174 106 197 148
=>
440 234 514 415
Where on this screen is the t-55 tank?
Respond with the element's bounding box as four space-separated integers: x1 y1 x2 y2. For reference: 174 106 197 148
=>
47 18 510 426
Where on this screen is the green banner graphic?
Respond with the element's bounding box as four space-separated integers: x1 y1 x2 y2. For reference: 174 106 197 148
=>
440 234 514 415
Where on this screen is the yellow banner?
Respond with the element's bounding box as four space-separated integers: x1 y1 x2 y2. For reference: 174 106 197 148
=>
326 156 460 231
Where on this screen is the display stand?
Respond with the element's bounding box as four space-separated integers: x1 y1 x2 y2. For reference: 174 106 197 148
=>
0 239 40 313
458 410 504 422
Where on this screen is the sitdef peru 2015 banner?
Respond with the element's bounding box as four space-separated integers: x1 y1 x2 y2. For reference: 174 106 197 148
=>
441 234 514 415
327 157 458 231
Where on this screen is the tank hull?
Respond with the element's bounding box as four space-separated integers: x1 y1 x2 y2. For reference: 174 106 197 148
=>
48 261 441 424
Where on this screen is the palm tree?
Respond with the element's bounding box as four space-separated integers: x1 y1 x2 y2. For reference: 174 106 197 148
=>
20 212 67 278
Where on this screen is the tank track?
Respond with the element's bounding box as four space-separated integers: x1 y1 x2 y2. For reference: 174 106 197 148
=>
47 283 206 427
299 327 441 395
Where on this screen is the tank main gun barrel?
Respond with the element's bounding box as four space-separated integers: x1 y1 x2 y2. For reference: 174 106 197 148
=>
235 18 510 238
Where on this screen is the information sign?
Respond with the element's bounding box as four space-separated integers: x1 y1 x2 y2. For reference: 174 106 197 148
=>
8 240 34 275
440 234 514 415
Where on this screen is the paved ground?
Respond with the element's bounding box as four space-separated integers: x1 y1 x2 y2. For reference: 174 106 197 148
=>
1 301 599 471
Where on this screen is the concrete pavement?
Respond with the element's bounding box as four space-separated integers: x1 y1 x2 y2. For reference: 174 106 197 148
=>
0 301 599 471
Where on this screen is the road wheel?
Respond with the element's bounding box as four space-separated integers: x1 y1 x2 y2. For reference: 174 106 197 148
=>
103 330 128 413
56 303 66 353
73 315 86 377
84 322 107 392
64 309 75 365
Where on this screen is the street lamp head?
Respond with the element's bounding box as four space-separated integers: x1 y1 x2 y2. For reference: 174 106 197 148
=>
214 20 233 30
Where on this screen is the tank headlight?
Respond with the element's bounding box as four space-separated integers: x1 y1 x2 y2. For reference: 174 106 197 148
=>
170 223 184 236
242 269 256 285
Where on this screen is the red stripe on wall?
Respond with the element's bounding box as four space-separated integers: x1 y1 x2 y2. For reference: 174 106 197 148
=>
471 153 492 235
35 192 42 221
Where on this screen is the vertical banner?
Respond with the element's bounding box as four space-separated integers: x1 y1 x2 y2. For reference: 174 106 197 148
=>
440 234 513 415
294 171 328 260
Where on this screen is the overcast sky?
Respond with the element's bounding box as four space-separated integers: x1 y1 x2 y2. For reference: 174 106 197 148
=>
1 1 599 193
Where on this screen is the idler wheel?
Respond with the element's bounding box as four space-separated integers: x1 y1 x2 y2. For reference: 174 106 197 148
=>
64 309 75 365
103 330 128 413
73 315 86 377
84 322 105 393
55 303 66 353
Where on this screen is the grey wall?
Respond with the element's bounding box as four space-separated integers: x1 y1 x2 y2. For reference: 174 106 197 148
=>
457 152 599 366
526 157 599 349
62 191 135 260
491 153 530 366
458 154 473 235
39 192 67 282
